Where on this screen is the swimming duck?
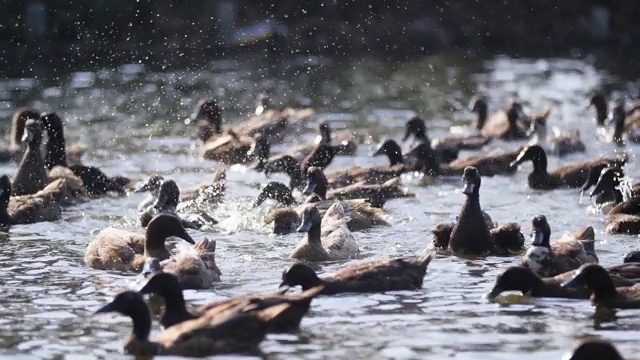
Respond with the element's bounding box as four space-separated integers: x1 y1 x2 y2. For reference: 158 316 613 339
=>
480 100 528 140
255 181 389 233
0 175 61 227
564 339 629 360
287 121 359 158
41 112 132 196
93 291 281 357
586 167 640 208
509 145 627 190
402 116 460 163
432 166 524 256
520 215 597 277
526 109 585 156
487 264 640 300
136 170 226 208
140 238 221 290
290 203 359 261
11 119 48 196
262 155 306 190
84 213 195 272
138 271 320 331
562 263 640 310
304 166 414 203
280 254 433 295
603 197 640 235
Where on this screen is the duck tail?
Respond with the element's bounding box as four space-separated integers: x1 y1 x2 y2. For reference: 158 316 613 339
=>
573 225 595 241
419 252 434 269
194 238 222 275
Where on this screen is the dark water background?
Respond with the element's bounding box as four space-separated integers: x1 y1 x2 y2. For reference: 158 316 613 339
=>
0 52 639 359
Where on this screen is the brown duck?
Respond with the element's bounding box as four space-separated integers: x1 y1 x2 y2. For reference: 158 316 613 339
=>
480 100 528 140
402 116 460 163
509 145 627 190
0 175 62 228
84 214 195 272
562 263 640 310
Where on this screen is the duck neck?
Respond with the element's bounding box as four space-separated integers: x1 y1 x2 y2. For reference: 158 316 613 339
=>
612 188 624 204
45 130 68 169
10 112 30 149
531 152 548 175
161 291 193 325
591 280 619 303
130 310 152 342
594 102 608 127
475 106 488 130
143 230 171 260
306 222 322 244
301 276 323 291
461 192 482 217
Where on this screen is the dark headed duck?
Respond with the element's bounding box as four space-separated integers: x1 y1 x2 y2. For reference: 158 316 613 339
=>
0 175 62 227
562 263 640 310
403 116 460 163
480 101 528 140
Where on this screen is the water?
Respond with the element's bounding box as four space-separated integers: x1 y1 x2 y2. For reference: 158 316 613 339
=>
1 52 640 359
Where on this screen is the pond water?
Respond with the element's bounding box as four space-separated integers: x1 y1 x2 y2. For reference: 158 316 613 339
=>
0 51 639 359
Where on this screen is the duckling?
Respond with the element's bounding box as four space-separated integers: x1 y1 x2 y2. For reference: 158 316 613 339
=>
305 166 414 203
256 181 389 233
521 215 597 277
509 145 627 190
402 116 459 163
0 175 61 227
280 254 433 295
487 264 640 300
526 109 585 156
562 263 640 310
480 101 528 140
138 179 216 230
0 108 39 162
84 213 195 272
564 339 629 360
41 112 132 196
11 119 48 196
432 166 524 256
141 238 221 290
138 271 320 331
94 291 283 357
290 203 359 261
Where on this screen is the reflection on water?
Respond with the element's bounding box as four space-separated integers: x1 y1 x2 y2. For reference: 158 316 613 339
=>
0 53 639 359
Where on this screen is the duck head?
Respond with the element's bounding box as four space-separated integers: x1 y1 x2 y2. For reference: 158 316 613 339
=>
589 167 623 202
505 101 526 123
403 116 428 141
95 291 152 341
254 181 295 207
144 214 195 257
530 215 551 247
255 93 270 116
587 91 608 127
561 264 617 297
134 175 165 194
461 166 481 196
486 266 543 299
40 112 68 169
297 205 322 239
22 119 43 149
247 133 271 171
10 108 40 148
303 167 328 199
154 179 180 211
564 339 624 360
187 99 222 131
373 139 404 166
509 145 547 173
315 121 332 145
623 250 640 263
138 271 185 308
469 96 488 130
279 263 323 291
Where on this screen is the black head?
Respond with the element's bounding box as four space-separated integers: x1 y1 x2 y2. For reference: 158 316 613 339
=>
40 112 67 169
297 205 322 234
254 181 295 207
373 139 403 166
247 133 270 169
469 96 489 129
510 145 547 169
623 250 640 263
461 166 481 196
138 271 183 300
188 99 222 130
303 167 328 199
506 101 526 123
403 116 427 141
22 119 43 148
154 179 180 210
40 112 64 138
94 291 151 340
589 167 620 198
145 214 195 250
562 264 617 296
134 175 165 194
588 92 608 126
280 263 323 291
530 215 551 248
486 266 543 299
317 121 332 144
609 101 626 130
565 339 624 360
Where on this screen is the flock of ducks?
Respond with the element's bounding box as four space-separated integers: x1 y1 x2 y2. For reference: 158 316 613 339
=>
2 91 640 358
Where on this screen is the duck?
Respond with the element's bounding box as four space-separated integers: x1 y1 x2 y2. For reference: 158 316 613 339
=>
431 166 524 256
139 238 221 290
402 116 460 163
607 101 640 145
562 263 640 310
0 108 39 162
279 254 433 295
625 250 640 263
93 291 283 357
586 167 640 207
84 213 195 272
468 95 489 131
136 169 226 208
0 175 62 227
255 181 389 234
486 264 640 300
564 339 630 360
526 109 585 156
138 178 217 230
603 198 640 235
262 155 306 190
287 121 358 158
480 100 528 140
290 203 359 261
137 271 320 331
509 145 627 190
304 166 414 203
520 215 598 277
41 112 132 196
11 119 49 196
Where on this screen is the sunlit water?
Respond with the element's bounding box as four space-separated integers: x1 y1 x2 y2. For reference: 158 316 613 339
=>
1 53 640 359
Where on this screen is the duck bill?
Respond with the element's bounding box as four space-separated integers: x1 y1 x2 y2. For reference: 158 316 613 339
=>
302 181 317 196
175 228 196 245
561 273 585 289
278 282 290 291
509 155 524 169
253 193 266 208
372 146 385 157
94 302 115 314
485 286 503 300
462 180 475 195
297 215 313 233
531 231 545 246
